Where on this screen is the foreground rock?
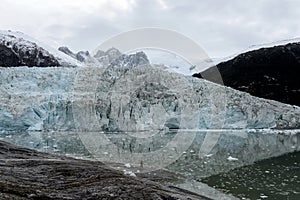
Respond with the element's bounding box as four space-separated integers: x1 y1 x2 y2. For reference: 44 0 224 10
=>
0 140 209 200
194 42 300 106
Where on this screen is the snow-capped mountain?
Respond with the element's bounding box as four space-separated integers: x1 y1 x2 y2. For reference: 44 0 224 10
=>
195 41 300 107
219 38 300 63
58 46 150 67
109 51 149 67
0 30 80 67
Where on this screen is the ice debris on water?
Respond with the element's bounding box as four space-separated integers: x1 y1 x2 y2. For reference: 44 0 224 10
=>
124 163 131 168
227 156 239 161
260 194 268 199
123 170 136 177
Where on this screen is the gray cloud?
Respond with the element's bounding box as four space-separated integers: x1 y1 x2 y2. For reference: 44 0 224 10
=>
1 0 300 58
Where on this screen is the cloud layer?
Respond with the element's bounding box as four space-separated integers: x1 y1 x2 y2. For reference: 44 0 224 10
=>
1 0 300 58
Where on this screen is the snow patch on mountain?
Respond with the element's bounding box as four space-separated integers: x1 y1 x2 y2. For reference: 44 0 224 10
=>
58 46 150 67
219 38 300 64
142 50 216 75
0 30 81 67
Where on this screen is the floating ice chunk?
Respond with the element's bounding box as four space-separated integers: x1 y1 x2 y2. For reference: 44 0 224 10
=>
124 163 131 168
227 156 239 161
260 194 268 199
124 170 136 177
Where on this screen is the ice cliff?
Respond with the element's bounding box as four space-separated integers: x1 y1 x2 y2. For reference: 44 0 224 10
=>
0 66 299 132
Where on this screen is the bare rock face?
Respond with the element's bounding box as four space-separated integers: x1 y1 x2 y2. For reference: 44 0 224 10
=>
0 45 21 66
0 31 80 67
0 34 60 67
195 42 300 107
0 140 209 200
58 46 77 59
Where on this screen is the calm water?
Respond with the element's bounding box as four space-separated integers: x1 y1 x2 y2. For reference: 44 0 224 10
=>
202 152 300 200
0 130 299 199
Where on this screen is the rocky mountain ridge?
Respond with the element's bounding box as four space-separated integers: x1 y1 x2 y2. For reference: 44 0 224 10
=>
194 42 300 107
58 46 150 67
0 30 80 67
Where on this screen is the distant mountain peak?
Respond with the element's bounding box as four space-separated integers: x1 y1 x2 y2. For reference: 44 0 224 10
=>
58 46 150 67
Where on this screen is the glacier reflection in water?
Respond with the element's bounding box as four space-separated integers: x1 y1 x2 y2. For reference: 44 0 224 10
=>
1 129 299 199
0 129 299 178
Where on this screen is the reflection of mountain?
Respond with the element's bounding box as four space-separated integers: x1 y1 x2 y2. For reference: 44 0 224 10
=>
1 30 299 200
194 42 300 106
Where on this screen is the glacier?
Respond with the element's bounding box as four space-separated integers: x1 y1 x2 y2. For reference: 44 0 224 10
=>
0 65 299 178
0 66 299 132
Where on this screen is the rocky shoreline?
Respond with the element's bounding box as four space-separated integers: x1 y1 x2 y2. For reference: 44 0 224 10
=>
0 140 210 200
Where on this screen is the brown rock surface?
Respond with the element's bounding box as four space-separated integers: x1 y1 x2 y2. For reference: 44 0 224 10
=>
0 140 209 200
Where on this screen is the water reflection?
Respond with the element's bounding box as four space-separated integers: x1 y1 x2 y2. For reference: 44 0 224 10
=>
0 129 299 199
202 152 300 200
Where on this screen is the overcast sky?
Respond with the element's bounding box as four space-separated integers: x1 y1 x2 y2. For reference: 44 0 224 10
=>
1 0 300 58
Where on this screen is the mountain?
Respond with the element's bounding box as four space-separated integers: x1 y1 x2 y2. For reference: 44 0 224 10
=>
58 46 150 67
58 46 99 65
194 42 300 106
0 30 149 68
0 30 80 67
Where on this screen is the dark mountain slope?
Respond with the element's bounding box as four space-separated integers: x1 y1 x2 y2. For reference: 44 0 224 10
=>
0 30 79 67
194 42 300 106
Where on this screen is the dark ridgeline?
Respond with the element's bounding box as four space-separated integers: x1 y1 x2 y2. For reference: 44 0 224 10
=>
0 34 60 67
194 42 300 107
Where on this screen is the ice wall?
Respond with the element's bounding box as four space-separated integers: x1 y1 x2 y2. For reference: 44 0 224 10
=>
0 66 299 131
